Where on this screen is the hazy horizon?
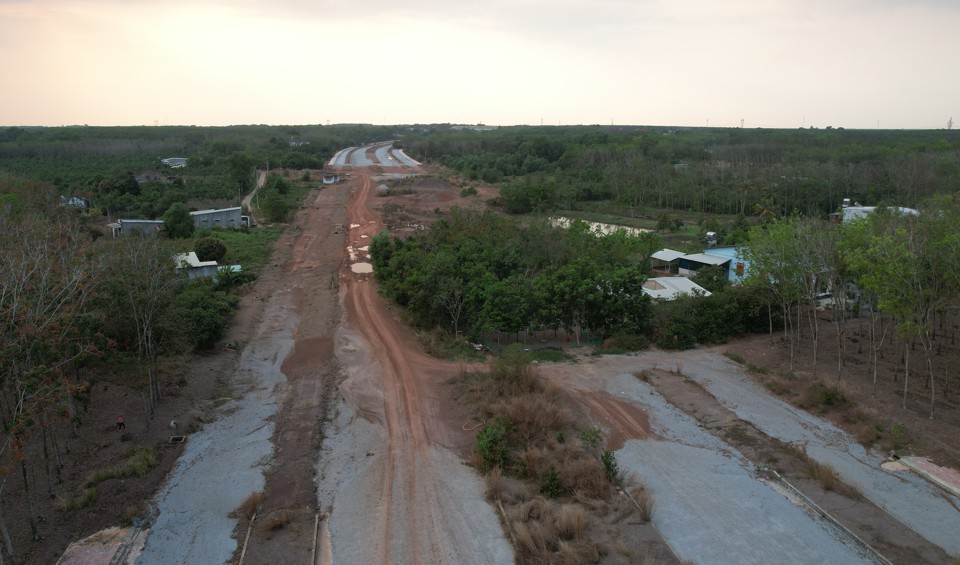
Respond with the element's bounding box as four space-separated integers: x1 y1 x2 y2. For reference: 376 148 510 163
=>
2 0 957 130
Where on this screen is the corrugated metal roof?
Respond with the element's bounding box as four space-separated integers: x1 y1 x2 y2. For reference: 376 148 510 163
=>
642 277 712 300
652 248 686 262
681 253 730 266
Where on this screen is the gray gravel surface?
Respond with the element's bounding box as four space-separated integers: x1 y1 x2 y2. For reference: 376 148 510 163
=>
391 148 421 166
653 349 960 555
608 372 873 564
134 292 296 564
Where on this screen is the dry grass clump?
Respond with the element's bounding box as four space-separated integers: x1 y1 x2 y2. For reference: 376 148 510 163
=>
492 394 571 441
554 504 587 540
509 497 602 564
488 348 542 397
232 490 264 520
516 447 551 480
632 487 656 523
633 370 652 383
808 460 837 491
558 457 609 499
485 466 505 501
254 507 296 533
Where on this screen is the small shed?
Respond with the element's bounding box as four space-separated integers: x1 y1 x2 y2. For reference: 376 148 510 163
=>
642 277 712 301
651 248 686 273
174 252 220 280
678 253 730 279
161 157 188 168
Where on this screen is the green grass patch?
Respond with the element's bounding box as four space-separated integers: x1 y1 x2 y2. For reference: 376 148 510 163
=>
526 348 572 363
723 351 745 364
61 488 98 511
196 225 285 273
86 446 158 487
746 362 769 374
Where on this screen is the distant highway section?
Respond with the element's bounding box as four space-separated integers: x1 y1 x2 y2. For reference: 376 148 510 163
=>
328 143 420 168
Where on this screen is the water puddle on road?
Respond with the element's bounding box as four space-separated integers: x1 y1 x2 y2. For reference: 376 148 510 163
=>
351 262 373 274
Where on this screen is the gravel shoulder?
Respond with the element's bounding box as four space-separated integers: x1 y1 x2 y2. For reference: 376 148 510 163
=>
659 348 960 556
543 360 873 564
135 281 296 563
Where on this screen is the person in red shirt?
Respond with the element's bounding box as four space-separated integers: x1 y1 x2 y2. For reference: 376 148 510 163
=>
117 414 125 431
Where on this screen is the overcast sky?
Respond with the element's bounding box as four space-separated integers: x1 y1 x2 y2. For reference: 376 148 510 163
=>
1 0 957 129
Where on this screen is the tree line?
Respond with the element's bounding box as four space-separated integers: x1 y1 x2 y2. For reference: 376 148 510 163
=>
397 126 960 217
0 124 400 222
741 200 960 419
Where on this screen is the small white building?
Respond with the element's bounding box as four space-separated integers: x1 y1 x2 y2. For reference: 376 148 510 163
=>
642 277 712 301
161 157 188 168
174 252 221 280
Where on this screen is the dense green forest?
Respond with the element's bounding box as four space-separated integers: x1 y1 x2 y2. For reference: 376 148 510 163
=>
398 126 960 217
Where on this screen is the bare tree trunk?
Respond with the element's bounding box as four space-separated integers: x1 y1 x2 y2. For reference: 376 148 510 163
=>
40 418 53 498
902 344 910 410
923 333 936 419
767 303 774 346
18 459 37 540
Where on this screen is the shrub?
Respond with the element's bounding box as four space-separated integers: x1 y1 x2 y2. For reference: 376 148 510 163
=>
579 428 602 449
475 418 511 471
601 451 620 483
195 236 227 262
540 467 567 498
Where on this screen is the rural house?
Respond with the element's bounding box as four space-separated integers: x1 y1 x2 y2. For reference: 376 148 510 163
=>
108 219 164 237
191 207 248 229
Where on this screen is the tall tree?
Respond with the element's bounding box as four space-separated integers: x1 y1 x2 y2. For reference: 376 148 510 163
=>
103 236 183 415
162 203 194 238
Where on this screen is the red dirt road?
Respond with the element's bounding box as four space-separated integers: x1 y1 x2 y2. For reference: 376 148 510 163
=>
316 148 511 564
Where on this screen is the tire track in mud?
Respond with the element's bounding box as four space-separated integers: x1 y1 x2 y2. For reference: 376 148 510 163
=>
344 168 431 563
